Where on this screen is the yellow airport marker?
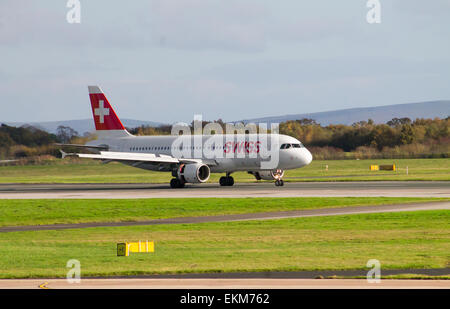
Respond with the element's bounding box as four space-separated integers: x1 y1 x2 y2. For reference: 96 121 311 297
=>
380 164 396 171
117 241 154 256
370 164 396 171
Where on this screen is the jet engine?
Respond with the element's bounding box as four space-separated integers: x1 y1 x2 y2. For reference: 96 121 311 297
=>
178 163 211 183
248 169 284 181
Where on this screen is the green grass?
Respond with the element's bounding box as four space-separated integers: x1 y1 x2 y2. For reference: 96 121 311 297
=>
0 210 448 278
0 158 448 183
290 158 450 181
0 197 446 227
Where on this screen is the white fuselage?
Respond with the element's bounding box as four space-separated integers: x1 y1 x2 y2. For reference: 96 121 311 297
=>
87 133 312 173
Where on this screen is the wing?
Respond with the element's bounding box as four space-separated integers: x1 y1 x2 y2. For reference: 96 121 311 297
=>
60 150 216 167
77 151 180 163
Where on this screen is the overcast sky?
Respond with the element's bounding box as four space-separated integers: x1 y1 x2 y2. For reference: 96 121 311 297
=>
1 0 449 123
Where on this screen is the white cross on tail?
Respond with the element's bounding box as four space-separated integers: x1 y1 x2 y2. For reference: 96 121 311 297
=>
94 100 110 123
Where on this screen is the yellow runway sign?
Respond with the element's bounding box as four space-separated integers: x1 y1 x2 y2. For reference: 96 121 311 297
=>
117 241 154 256
370 164 396 171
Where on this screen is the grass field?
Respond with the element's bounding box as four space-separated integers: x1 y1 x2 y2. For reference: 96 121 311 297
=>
0 158 449 183
0 210 448 278
0 197 445 227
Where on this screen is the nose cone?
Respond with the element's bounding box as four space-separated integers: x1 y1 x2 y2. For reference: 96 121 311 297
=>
304 148 313 165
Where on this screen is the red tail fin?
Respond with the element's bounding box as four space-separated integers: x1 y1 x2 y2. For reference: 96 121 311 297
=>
88 86 126 131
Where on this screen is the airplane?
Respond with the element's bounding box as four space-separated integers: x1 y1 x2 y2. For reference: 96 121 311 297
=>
59 86 313 188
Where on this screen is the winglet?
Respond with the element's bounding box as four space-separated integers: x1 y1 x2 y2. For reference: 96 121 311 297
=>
59 149 67 159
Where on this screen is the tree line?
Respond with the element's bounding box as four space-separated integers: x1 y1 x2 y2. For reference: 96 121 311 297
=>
0 117 448 161
280 117 448 150
0 124 87 160
279 117 449 159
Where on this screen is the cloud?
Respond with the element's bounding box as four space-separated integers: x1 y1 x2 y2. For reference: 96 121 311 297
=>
0 0 269 52
269 19 351 43
0 0 86 47
143 0 269 52
0 0 353 52
393 0 450 17
1 0 449 123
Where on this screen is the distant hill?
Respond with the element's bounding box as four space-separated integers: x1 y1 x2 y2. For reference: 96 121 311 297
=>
3 119 164 135
240 101 450 126
3 101 449 134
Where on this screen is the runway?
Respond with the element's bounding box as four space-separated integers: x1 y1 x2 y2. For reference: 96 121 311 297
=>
0 181 449 199
1 201 448 232
1 278 448 289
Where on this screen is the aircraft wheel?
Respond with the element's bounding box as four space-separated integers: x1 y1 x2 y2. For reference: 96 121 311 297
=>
170 178 185 188
275 180 284 187
219 176 227 186
220 176 234 186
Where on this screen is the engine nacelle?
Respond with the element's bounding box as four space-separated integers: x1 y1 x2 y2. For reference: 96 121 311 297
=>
249 169 284 181
178 163 211 183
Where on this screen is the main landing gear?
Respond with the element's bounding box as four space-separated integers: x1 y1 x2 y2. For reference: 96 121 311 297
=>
170 178 185 188
219 173 234 186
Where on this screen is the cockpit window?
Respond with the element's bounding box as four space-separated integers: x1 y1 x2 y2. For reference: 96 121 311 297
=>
281 143 304 149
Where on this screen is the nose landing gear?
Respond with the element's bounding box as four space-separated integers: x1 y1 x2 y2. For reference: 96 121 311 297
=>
273 169 284 187
275 179 284 186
